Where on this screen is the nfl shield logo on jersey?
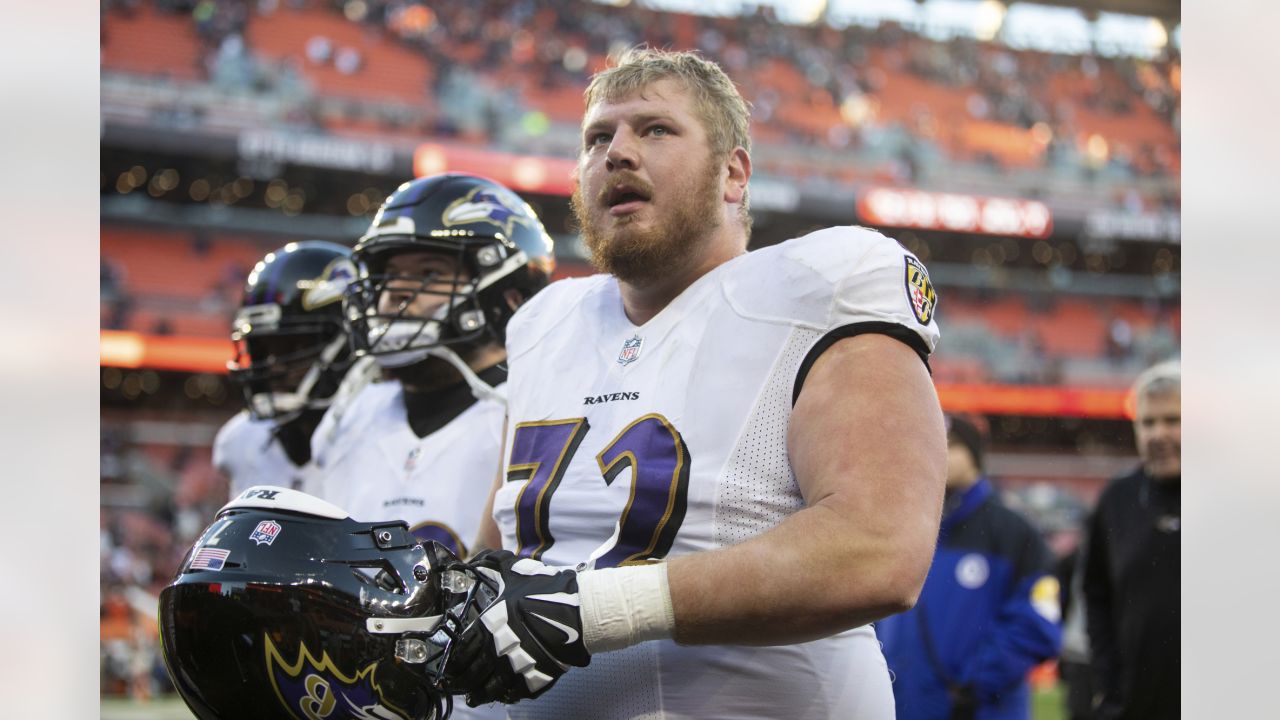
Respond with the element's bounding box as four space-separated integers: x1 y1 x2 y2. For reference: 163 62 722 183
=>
404 447 421 474
617 335 644 366
250 520 283 546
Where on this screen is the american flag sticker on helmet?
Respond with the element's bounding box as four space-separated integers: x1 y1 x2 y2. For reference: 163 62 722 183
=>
189 547 231 571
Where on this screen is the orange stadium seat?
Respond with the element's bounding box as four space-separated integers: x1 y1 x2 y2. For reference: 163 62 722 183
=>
1037 299 1108 357
972 297 1031 337
959 121 1044 169
101 4 204 81
101 227 265 301
245 6 433 104
526 85 590 123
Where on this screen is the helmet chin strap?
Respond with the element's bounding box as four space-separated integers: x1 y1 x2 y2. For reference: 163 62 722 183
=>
367 293 505 407
249 334 348 421
424 345 507 406
293 334 349 406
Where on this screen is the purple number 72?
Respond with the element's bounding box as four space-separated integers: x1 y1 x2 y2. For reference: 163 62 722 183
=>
506 414 690 567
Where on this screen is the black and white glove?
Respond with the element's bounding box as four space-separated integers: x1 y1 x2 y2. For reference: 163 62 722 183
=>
441 550 591 706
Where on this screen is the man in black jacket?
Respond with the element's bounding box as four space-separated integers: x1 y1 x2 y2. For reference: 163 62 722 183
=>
1082 360 1180 719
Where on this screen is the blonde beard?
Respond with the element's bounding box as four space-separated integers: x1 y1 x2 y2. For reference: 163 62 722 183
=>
573 163 723 286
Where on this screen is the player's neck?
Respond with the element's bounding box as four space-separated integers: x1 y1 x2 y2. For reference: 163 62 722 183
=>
396 343 506 393
618 236 745 326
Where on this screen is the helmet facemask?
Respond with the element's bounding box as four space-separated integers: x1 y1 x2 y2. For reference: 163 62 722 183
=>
228 241 357 423
229 311 350 422
346 240 525 370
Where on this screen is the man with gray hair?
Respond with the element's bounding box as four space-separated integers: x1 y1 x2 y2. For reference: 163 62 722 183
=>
1082 360 1180 719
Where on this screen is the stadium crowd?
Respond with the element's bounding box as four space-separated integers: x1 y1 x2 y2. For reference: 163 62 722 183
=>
102 0 1179 191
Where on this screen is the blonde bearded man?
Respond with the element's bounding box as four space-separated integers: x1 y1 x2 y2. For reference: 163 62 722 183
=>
431 48 948 720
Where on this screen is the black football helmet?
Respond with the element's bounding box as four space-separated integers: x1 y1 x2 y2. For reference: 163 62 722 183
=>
159 487 498 720
229 241 356 421
345 173 555 369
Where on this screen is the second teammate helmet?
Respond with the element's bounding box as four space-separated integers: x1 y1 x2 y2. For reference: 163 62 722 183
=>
346 173 555 368
229 241 356 420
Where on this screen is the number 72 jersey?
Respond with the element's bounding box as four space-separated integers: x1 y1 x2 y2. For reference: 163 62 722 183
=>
494 226 939 572
491 228 940 720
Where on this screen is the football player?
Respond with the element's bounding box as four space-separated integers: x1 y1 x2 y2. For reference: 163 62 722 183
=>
439 48 948 719
306 173 554 718
214 241 367 497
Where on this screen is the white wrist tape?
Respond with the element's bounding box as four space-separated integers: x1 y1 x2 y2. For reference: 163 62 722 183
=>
577 563 676 654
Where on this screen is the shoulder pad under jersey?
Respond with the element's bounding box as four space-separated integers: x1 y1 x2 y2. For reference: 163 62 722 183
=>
723 226 940 354
505 274 612 360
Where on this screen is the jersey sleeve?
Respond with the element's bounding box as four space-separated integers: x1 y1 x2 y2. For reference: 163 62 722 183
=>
212 415 236 477
213 412 250 500
724 227 940 403
726 226 939 350
810 226 938 352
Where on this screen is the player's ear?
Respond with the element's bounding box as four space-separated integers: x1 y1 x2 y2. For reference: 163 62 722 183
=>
723 147 751 204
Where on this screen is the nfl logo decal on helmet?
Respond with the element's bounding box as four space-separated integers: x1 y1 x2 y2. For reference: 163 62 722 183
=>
249 519 282 546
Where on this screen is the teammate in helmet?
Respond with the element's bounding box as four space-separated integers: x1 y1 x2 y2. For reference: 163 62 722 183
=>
304 173 554 718
213 241 368 498
159 486 490 720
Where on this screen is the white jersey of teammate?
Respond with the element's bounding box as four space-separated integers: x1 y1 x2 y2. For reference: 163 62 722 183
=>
308 375 509 720
213 411 311 497
492 226 941 720
216 356 380 500
308 377 507 561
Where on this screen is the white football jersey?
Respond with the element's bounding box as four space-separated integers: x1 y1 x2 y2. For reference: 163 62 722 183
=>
493 226 940 720
308 376 510 720
309 377 507 558
213 411 310 498
216 356 380 501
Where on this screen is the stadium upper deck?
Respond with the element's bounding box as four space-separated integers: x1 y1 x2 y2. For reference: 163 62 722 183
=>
101 0 1179 206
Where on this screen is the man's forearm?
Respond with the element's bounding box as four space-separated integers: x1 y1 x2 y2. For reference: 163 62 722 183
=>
666 496 936 646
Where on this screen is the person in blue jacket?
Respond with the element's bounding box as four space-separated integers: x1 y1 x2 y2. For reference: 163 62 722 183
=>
880 415 1063 720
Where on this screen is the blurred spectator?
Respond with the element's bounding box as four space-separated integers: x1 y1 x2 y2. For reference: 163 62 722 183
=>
305 34 332 65
334 46 362 75
880 416 1062 719
106 296 134 331
1081 360 1180 719
101 258 122 302
1105 316 1133 363
152 317 174 336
